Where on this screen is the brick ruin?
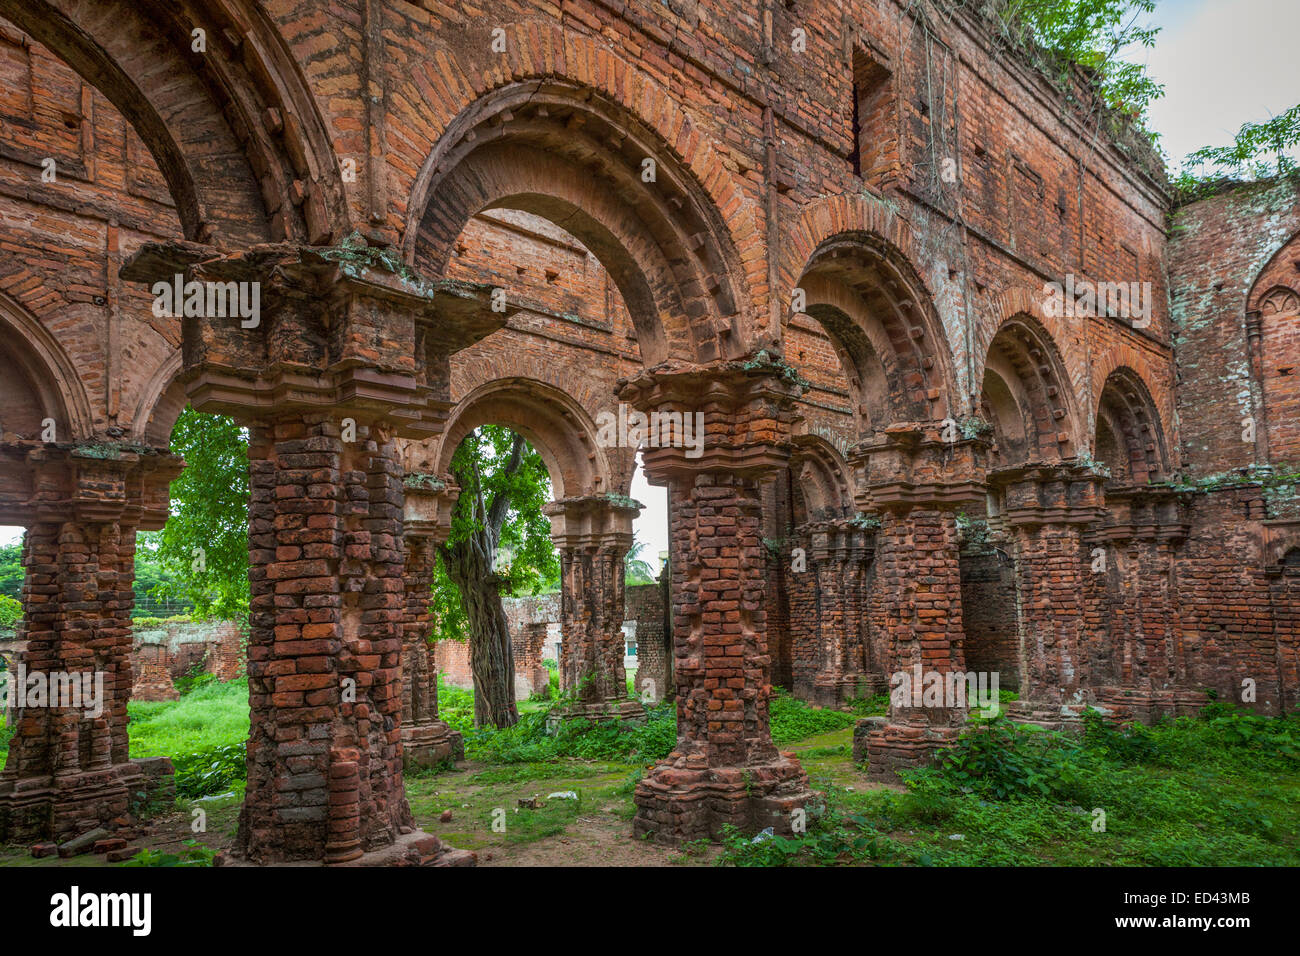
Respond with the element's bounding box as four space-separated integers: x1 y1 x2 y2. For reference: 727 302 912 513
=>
0 0 1295 861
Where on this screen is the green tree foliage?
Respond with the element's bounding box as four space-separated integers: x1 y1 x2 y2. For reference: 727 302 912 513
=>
433 426 558 728
0 542 21 600
991 0 1163 133
0 593 20 629
429 426 558 646
1174 103 1300 198
150 406 251 621
624 536 657 586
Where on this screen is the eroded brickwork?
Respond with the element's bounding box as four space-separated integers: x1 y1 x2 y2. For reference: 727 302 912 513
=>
0 0 1296 857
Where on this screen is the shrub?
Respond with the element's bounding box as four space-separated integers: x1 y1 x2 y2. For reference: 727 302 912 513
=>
0 593 21 628
171 742 246 798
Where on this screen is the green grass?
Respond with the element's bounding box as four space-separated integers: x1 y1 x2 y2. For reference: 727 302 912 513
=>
127 677 250 757
9 667 1296 869
716 705 1300 867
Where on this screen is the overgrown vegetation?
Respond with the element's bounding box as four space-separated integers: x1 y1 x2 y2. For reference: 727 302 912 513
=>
989 0 1164 136
143 406 251 621
717 705 1300 867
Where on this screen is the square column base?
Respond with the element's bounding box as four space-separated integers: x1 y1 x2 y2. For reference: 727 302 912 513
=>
216 829 476 867
859 717 965 782
630 753 820 846
548 697 647 727
0 757 175 846
402 722 465 771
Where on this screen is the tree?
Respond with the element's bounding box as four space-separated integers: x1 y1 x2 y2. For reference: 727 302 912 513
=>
1175 103 1300 194
624 536 658 586
434 426 558 729
149 406 251 620
991 0 1164 136
0 543 22 600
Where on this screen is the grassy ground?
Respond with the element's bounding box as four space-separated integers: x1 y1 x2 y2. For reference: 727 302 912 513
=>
1 677 1297 867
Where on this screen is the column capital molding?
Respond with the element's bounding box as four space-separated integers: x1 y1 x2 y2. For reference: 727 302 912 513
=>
847 421 989 512
0 441 182 529
614 355 803 482
987 459 1107 531
402 473 460 545
797 516 878 562
544 494 641 551
1089 484 1191 543
122 239 511 436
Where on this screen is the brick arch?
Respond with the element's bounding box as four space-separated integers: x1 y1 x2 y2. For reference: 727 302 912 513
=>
392 26 763 364
1089 342 1176 468
790 432 855 519
783 195 960 425
426 377 622 503
979 307 1086 463
0 289 94 441
979 287 1089 404
1246 228 1300 315
130 352 187 446
0 0 349 248
1095 366 1171 485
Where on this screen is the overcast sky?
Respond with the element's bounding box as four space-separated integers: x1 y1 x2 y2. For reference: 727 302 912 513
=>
2 0 1295 563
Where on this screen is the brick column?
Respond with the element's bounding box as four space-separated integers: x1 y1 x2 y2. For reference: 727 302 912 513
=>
987 462 1106 721
617 360 818 845
399 475 464 769
847 424 989 779
122 240 503 865
787 523 818 700
1089 487 1200 721
545 495 645 721
805 519 878 706
0 444 179 844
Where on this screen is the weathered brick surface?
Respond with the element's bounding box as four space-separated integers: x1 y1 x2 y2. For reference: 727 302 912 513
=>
0 0 1296 846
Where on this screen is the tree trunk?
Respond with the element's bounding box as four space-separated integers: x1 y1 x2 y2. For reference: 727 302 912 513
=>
438 432 526 729
441 534 518 728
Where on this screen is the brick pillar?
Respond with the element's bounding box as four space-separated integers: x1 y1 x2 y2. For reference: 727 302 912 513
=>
545 495 645 721
847 424 989 779
988 462 1106 722
398 477 464 769
121 240 504 865
787 524 818 700
617 361 818 845
806 519 876 706
1090 487 1200 721
0 445 179 844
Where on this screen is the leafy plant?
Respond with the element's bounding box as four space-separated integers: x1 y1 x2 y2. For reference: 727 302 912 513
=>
171 742 247 798
122 840 216 867
147 406 251 621
0 593 20 628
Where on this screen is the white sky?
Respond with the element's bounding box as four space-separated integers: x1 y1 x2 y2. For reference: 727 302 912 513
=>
2 0 1293 562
